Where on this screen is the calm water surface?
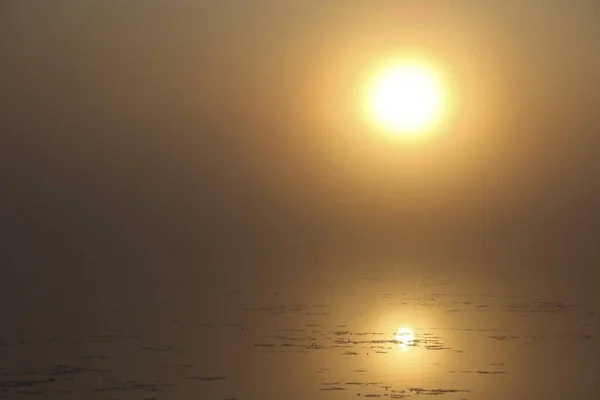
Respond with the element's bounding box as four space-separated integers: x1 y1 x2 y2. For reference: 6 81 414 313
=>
1 262 599 399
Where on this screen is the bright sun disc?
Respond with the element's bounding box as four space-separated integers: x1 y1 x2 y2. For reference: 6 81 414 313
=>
368 63 443 136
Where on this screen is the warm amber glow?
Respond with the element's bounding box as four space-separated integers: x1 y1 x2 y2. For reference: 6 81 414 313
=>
367 62 444 137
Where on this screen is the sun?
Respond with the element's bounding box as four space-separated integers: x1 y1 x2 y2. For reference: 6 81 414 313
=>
367 62 444 136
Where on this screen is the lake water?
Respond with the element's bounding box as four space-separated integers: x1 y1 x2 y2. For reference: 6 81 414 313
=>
1 261 599 399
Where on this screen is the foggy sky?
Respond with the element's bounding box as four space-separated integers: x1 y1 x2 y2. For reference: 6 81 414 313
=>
1 1 599 271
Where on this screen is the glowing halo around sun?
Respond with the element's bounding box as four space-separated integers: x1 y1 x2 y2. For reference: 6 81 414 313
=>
366 60 445 138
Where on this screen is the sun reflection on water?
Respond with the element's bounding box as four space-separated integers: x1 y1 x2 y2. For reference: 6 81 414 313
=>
396 327 416 351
